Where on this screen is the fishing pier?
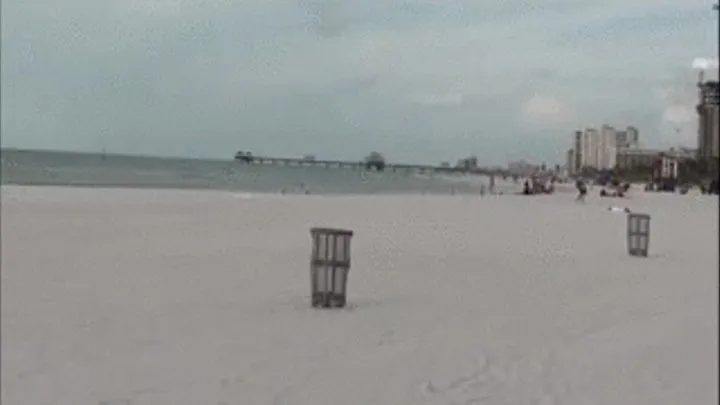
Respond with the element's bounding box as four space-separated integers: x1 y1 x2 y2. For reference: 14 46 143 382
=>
235 153 513 177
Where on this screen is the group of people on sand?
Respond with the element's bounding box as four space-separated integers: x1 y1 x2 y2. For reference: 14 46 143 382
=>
574 178 631 201
522 176 555 195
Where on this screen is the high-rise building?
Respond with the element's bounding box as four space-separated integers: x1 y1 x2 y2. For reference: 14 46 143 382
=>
566 149 575 174
573 131 582 172
581 128 598 169
697 80 720 158
599 125 618 168
616 126 640 149
626 126 639 147
616 130 627 146
582 127 610 170
573 125 624 171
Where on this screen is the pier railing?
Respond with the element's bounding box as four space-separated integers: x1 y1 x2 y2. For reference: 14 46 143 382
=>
235 155 512 177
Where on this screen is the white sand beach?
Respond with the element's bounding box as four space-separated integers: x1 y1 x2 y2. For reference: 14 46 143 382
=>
1 185 717 405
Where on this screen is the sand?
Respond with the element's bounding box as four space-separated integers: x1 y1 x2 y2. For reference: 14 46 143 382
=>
1 185 717 405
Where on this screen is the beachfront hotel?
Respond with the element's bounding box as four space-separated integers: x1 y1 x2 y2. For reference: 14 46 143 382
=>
614 147 695 171
567 125 640 174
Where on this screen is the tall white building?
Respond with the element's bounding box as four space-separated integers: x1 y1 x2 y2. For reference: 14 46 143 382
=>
573 125 624 170
581 128 598 169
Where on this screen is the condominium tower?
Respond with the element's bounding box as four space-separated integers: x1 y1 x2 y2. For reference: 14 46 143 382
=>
697 80 720 158
567 125 640 173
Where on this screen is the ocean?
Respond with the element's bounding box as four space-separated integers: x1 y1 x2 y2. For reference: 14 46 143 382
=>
1 149 519 195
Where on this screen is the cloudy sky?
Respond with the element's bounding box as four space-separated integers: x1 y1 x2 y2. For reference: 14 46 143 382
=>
2 0 718 164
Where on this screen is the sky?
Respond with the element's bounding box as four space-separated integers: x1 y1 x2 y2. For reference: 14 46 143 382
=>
2 0 719 165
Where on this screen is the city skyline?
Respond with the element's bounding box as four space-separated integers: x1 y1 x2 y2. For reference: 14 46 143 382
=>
2 0 719 165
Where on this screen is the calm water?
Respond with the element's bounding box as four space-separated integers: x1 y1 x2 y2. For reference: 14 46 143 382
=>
1 149 519 195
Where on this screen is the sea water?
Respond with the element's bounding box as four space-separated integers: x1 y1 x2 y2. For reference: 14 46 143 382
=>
1 149 519 195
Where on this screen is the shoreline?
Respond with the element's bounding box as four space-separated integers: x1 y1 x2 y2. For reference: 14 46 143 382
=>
0 181 522 198
0 183 522 202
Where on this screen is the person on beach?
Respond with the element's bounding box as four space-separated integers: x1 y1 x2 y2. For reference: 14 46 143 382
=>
575 179 587 201
522 179 531 195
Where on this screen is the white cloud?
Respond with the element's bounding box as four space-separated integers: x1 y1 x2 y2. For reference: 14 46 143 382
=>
520 95 577 129
662 105 695 126
692 57 720 71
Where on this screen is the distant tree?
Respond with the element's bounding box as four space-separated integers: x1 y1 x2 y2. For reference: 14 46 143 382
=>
364 151 386 171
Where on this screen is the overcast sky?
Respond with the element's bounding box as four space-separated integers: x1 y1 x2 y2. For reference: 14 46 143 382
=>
2 0 718 164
